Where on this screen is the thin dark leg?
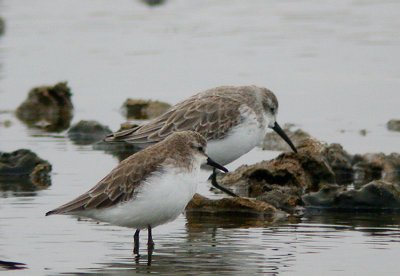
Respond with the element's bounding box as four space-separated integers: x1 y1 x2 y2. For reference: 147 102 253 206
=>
210 168 239 197
147 225 154 266
147 225 155 249
133 229 140 255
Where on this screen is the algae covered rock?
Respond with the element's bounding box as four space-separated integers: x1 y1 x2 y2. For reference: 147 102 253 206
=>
387 119 400 132
0 149 52 191
122 98 170 120
262 124 311 151
186 193 285 221
16 82 73 132
68 120 111 145
302 181 400 210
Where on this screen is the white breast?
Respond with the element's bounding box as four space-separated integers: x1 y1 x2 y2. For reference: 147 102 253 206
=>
79 164 200 229
207 106 266 165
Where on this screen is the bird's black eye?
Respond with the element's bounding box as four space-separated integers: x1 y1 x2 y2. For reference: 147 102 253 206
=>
270 107 275 113
197 146 204 152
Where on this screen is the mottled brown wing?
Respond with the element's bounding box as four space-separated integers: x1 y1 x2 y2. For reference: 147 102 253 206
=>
105 94 243 145
46 147 165 215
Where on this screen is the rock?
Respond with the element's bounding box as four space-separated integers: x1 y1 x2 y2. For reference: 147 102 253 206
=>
16 82 73 132
92 121 140 161
67 120 111 145
218 138 360 212
0 120 12 127
221 138 335 191
302 181 400 210
122 98 170 120
0 149 52 191
93 140 139 162
261 123 311 151
118 122 139 132
352 153 400 188
186 193 285 221
141 0 166 6
0 17 5 35
387 119 400 132
359 129 368 136
322 143 353 185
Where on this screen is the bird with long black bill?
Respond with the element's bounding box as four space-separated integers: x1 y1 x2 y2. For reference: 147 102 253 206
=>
105 85 297 196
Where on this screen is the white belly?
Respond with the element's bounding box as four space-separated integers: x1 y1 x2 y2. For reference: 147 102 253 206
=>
78 166 200 229
207 112 266 165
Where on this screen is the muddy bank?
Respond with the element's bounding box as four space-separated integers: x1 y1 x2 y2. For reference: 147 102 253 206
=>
0 149 52 192
16 82 73 132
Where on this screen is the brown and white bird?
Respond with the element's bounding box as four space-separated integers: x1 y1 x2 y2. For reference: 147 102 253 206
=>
105 85 297 166
46 131 228 255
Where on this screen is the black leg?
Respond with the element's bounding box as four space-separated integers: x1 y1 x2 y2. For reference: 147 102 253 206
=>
133 229 140 255
147 225 155 249
210 168 239 197
147 225 154 266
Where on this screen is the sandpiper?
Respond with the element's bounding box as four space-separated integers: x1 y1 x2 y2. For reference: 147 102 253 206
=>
105 85 297 166
46 131 228 256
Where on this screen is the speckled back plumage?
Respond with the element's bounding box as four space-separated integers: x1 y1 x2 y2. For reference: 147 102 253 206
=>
46 131 207 215
105 85 277 145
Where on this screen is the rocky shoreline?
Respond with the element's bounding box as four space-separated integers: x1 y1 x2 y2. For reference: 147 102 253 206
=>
3 83 400 220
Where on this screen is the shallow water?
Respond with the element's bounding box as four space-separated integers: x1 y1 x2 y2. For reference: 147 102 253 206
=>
0 0 400 275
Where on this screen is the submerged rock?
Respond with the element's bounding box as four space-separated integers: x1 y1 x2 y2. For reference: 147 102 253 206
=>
186 193 285 221
302 181 400 210
68 120 111 145
387 119 400 132
16 82 73 132
0 149 52 190
122 98 170 120
261 124 311 151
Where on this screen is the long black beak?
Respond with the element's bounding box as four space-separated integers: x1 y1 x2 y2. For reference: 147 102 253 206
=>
271 122 298 153
207 157 228 173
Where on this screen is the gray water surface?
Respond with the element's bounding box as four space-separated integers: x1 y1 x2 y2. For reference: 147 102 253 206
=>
1 0 400 275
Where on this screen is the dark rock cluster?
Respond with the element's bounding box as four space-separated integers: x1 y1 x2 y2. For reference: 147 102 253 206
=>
211 137 400 213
